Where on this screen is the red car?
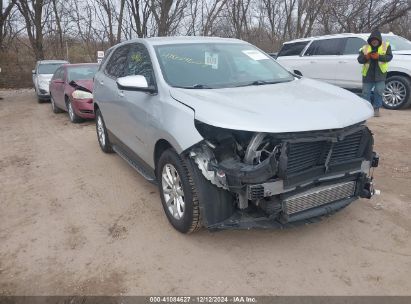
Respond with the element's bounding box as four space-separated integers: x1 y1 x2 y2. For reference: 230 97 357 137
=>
49 63 99 123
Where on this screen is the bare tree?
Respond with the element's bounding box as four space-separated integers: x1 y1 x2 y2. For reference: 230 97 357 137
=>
151 0 189 36
0 0 17 49
127 0 151 37
17 0 53 60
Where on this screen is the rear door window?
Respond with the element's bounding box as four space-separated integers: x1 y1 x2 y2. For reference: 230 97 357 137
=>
105 45 130 78
343 37 366 55
278 41 310 57
304 38 345 56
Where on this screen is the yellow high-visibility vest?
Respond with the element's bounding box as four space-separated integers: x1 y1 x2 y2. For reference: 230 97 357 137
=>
361 42 390 76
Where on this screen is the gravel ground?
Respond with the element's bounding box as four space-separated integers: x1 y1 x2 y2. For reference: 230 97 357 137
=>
0 89 410 296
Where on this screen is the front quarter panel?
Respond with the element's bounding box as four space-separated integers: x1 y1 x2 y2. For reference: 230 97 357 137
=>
145 93 203 167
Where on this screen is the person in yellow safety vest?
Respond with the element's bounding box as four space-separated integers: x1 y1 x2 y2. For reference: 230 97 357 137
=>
357 29 393 117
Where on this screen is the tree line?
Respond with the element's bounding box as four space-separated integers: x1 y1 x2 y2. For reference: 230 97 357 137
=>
0 0 410 63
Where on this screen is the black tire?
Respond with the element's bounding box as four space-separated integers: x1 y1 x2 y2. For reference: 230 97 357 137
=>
50 95 63 113
382 76 411 109
37 96 44 103
95 108 113 153
157 149 201 233
66 97 83 123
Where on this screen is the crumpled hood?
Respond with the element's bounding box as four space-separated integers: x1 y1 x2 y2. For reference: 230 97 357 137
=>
70 79 94 92
169 78 373 133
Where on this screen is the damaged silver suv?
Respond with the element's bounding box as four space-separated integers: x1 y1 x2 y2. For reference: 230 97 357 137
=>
93 37 379 233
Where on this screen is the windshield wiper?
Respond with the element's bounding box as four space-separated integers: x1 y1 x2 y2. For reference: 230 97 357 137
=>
176 84 213 89
235 80 287 87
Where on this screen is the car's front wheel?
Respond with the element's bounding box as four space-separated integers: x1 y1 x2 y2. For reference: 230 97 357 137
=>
157 149 201 233
383 76 411 109
95 108 113 153
66 97 83 123
50 95 63 113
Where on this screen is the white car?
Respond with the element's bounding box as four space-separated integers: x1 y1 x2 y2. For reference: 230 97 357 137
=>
276 33 411 109
32 60 68 102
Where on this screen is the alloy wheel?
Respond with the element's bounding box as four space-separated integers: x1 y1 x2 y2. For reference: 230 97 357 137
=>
383 80 407 107
161 164 185 220
68 102 74 121
97 115 106 147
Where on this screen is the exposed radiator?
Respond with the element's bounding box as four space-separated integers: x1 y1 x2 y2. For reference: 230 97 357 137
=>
286 130 366 174
283 181 356 215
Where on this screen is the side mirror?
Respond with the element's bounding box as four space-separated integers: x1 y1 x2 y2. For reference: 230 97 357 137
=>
293 70 303 77
116 75 156 93
32 70 36 74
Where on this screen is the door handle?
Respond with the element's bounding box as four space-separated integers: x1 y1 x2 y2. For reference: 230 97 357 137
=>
338 61 348 64
310 61 316 64
118 90 124 97
99 80 104 85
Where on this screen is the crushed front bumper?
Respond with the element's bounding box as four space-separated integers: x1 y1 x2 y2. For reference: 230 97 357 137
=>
208 174 372 230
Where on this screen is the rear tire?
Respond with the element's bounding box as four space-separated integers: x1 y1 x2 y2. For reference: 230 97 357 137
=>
95 108 113 153
157 149 202 233
383 76 411 109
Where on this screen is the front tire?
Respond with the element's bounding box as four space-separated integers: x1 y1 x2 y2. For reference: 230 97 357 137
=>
383 76 411 109
95 108 113 153
51 95 63 113
66 97 83 123
157 149 201 233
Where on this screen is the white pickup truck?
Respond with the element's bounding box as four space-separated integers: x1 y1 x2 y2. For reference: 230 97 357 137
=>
276 33 411 109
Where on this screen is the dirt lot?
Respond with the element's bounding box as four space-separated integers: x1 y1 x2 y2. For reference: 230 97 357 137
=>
0 89 411 296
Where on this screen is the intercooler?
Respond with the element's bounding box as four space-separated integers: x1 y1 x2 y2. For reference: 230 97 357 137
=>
283 181 357 215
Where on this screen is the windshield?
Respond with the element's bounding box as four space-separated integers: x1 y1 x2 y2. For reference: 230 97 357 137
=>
38 63 64 74
67 65 99 81
382 35 411 51
155 43 293 89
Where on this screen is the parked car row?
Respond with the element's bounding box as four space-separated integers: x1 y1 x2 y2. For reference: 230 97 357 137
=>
276 33 411 109
32 61 99 122
34 36 379 234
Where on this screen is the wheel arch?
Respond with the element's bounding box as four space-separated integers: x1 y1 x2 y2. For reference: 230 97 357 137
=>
94 102 100 112
387 71 411 81
154 139 173 177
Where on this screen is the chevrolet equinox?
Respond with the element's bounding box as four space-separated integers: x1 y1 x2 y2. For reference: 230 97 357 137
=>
93 37 379 233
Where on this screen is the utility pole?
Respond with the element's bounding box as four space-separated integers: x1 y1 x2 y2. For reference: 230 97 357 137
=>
65 41 69 61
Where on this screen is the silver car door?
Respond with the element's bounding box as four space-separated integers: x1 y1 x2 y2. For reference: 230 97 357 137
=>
94 45 130 139
117 43 157 164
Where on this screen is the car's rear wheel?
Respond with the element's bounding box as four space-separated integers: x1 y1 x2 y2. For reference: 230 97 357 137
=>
50 95 63 113
383 76 411 109
157 149 201 233
66 97 83 123
95 108 113 153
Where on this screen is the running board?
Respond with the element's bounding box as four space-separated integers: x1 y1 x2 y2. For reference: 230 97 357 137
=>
112 145 157 184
